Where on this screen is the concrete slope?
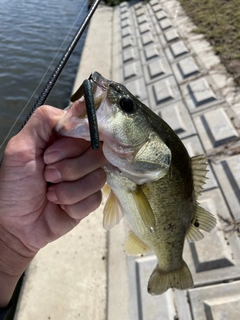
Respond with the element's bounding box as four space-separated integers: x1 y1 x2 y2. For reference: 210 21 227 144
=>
15 1 240 320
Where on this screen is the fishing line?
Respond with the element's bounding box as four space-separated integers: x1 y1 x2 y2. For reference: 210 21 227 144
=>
0 2 86 150
90 60 111 78
0 0 101 151
89 73 107 91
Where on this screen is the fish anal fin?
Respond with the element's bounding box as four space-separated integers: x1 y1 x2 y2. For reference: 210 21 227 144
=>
186 204 217 242
148 261 193 295
191 155 208 197
194 204 217 232
186 223 204 242
132 186 156 233
103 190 124 230
124 231 151 256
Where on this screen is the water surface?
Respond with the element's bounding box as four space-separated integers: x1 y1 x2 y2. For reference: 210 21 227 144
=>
0 0 90 154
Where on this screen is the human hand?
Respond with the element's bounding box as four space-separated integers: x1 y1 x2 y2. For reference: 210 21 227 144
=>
0 105 106 306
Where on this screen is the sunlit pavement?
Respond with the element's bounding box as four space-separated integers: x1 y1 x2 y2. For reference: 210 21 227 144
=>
16 1 240 319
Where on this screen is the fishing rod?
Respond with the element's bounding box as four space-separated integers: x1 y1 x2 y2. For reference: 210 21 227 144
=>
0 0 102 164
21 0 102 127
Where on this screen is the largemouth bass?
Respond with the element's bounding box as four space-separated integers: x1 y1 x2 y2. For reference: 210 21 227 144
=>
56 72 216 295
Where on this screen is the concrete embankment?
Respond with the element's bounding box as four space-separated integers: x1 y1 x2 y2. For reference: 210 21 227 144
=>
15 5 113 320
15 1 240 319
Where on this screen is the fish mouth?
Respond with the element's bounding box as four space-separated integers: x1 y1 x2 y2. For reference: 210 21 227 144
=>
90 71 110 92
55 70 145 164
55 100 91 140
55 72 109 140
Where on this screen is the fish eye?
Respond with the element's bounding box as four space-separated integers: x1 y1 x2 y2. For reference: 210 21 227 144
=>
119 97 135 113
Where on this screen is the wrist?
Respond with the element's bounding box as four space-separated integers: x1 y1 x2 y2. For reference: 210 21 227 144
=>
0 226 36 307
0 271 19 308
0 225 35 276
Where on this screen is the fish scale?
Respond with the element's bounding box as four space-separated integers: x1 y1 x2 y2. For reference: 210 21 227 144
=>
56 71 217 295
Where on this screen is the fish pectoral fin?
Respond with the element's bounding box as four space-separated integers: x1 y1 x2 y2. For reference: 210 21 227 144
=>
132 132 171 179
148 261 193 295
186 204 217 242
103 190 124 230
102 183 111 196
124 231 151 256
191 155 209 197
132 186 156 233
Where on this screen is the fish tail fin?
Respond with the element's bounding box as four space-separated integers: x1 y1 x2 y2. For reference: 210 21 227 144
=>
148 261 193 295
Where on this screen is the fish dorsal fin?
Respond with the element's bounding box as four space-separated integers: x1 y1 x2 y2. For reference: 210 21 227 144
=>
186 204 217 242
103 190 124 230
124 231 151 256
132 186 156 233
191 155 208 198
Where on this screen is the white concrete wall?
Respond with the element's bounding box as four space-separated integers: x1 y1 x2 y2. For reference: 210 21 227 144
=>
15 5 113 320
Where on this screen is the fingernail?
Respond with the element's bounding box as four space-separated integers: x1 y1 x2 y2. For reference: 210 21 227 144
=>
47 190 59 203
45 167 61 183
44 151 63 164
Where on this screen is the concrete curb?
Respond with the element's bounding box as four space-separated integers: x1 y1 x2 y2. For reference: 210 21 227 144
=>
15 5 113 320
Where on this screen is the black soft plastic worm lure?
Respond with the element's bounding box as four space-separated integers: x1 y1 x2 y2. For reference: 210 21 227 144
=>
70 75 100 150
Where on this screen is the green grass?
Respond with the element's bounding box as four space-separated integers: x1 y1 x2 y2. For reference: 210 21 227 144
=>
104 0 127 6
179 0 240 86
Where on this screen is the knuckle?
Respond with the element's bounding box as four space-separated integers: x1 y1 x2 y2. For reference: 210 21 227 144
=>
54 168 106 205
57 159 75 180
88 191 102 210
89 168 106 189
64 191 102 220
81 191 102 214
55 183 68 203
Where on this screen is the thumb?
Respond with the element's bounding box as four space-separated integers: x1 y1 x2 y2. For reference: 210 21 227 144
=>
20 105 65 146
3 105 65 163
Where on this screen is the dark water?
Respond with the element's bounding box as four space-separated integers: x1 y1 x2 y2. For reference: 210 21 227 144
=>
0 0 90 155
